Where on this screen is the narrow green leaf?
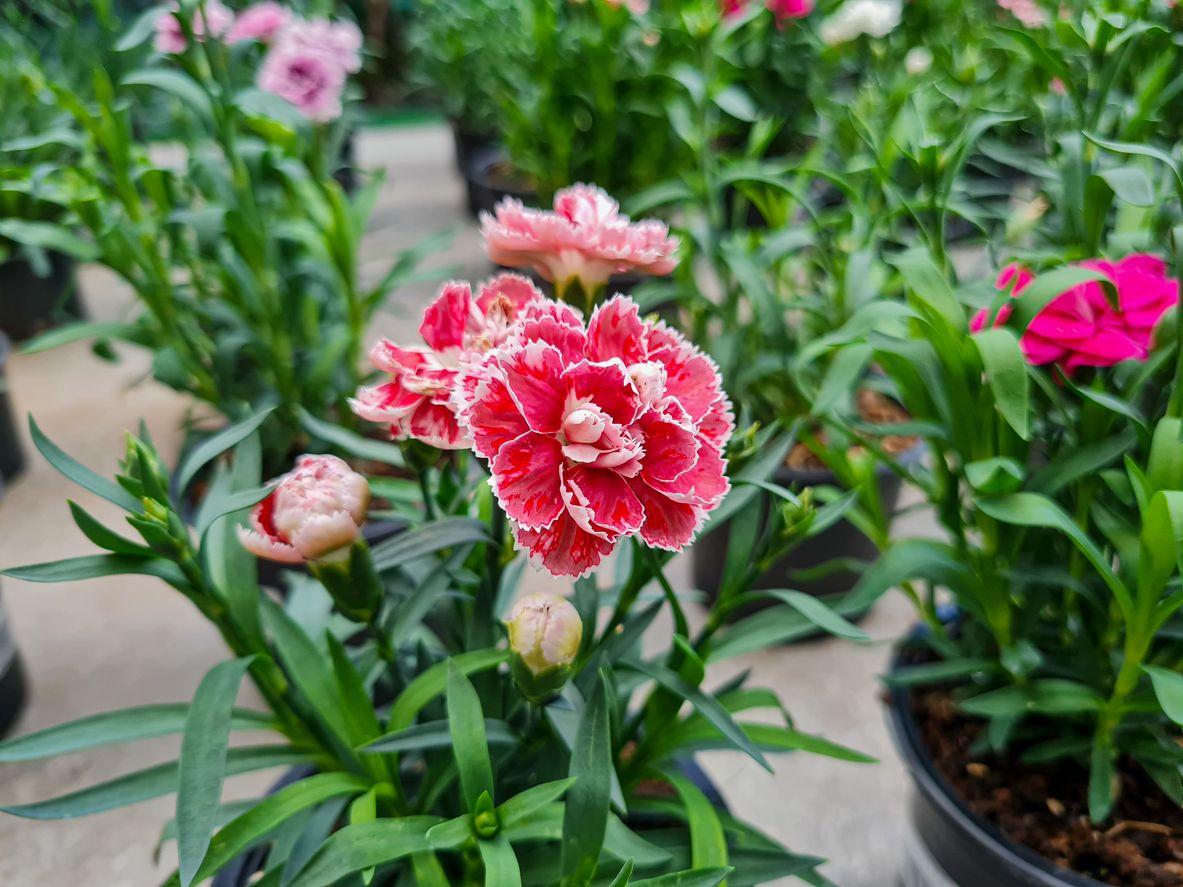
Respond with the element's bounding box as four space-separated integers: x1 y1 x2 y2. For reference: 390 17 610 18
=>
177 658 255 887
0 704 273 763
28 416 140 511
160 773 369 887
1144 665 1183 726
622 662 770 772
122 68 211 116
478 833 522 887
761 590 869 642
0 220 98 260
176 408 276 495
1089 739 1116 823
632 868 733 887
363 718 515 755
667 771 728 878
1 745 310 820
497 779 576 829
297 407 404 467
446 662 495 811
67 501 153 556
286 817 441 887
972 327 1030 440
561 672 613 887
370 518 490 572
1 554 187 587
609 860 636 887
21 321 136 355
387 649 507 733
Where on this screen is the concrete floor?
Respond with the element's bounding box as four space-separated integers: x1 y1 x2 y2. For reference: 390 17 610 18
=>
0 125 926 885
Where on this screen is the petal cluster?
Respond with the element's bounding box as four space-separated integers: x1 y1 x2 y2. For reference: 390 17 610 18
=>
721 0 814 22
971 254 1179 373
480 184 679 295
258 18 362 122
818 0 901 44
351 275 547 450
227 2 292 44
456 295 733 578
238 455 370 563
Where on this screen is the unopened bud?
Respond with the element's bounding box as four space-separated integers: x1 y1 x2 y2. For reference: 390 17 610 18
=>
506 593 582 704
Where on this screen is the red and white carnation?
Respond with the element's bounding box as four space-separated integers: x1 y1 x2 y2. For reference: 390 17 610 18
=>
350 274 546 449
455 295 733 577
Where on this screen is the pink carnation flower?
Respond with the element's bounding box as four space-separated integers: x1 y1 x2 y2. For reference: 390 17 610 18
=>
257 18 362 121
239 455 370 564
971 255 1178 373
455 295 733 578
154 0 234 54
604 0 650 12
480 184 679 299
351 275 546 450
227 1 292 44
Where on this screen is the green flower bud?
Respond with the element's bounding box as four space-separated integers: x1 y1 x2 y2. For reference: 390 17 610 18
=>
506 593 582 704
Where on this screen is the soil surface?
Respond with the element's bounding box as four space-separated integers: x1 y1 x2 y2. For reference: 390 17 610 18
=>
914 688 1183 886
787 389 917 472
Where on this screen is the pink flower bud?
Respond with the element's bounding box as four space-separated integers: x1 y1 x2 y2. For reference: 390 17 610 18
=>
506 594 583 701
238 455 369 564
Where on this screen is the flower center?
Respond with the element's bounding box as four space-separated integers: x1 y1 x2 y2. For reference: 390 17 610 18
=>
563 408 607 445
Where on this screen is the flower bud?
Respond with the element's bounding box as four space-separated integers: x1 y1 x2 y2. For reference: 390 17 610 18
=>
506 593 583 704
238 454 370 564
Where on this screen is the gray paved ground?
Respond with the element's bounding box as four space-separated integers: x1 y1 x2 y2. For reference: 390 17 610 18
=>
0 124 930 885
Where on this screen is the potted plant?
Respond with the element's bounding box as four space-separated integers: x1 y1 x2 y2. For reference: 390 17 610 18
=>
0 270 873 884
6 2 431 479
839 115 1183 882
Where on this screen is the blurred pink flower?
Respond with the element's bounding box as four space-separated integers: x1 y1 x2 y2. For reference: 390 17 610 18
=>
997 0 1047 27
281 18 363 73
456 295 732 577
239 455 369 563
481 184 679 297
605 0 650 12
227 1 292 44
154 0 234 53
972 256 1178 373
258 40 347 121
722 0 813 21
351 275 546 449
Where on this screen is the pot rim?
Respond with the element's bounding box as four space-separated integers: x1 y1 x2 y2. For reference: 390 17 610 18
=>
885 651 1105 887
777 435 926 487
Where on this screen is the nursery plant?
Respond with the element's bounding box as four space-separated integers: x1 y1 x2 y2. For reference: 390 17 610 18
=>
843 116 1183 880
3 2 431 474
0 185 872 885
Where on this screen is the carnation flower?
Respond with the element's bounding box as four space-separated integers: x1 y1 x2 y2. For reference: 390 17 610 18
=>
351 275 546 450
971 255 1179 373
480 184 679 302
506 593 583 702
455 295 733 578
154 0 234 54
997 0 1047 27
227 1 292 44
722 0 813 21
604 0 650 13
257 18 362 121
238 455 370 563
819 0 902 44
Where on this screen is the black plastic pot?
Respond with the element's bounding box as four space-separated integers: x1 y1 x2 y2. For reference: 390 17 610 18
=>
0 333 25 482
886 668 1103 887
465 145 539 221
0 252 84 344
692 440 924 604
451 120 495 179
0 584 28 740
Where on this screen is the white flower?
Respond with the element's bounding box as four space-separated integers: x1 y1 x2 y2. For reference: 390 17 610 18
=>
819 0 902 45
905 46 933 76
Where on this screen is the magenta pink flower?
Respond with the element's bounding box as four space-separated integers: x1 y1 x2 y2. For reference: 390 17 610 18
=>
282 18 363 73
455 295 732 578
481 184 679 298
351 275 547 450
722 0 812 21
972 255 1178 373
604 0 650 12
239 455 370 564
154 0 234 53
228 1 292 44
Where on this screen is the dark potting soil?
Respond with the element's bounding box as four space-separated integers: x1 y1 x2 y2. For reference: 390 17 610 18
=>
787 389 917 471
914 688 1183 886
